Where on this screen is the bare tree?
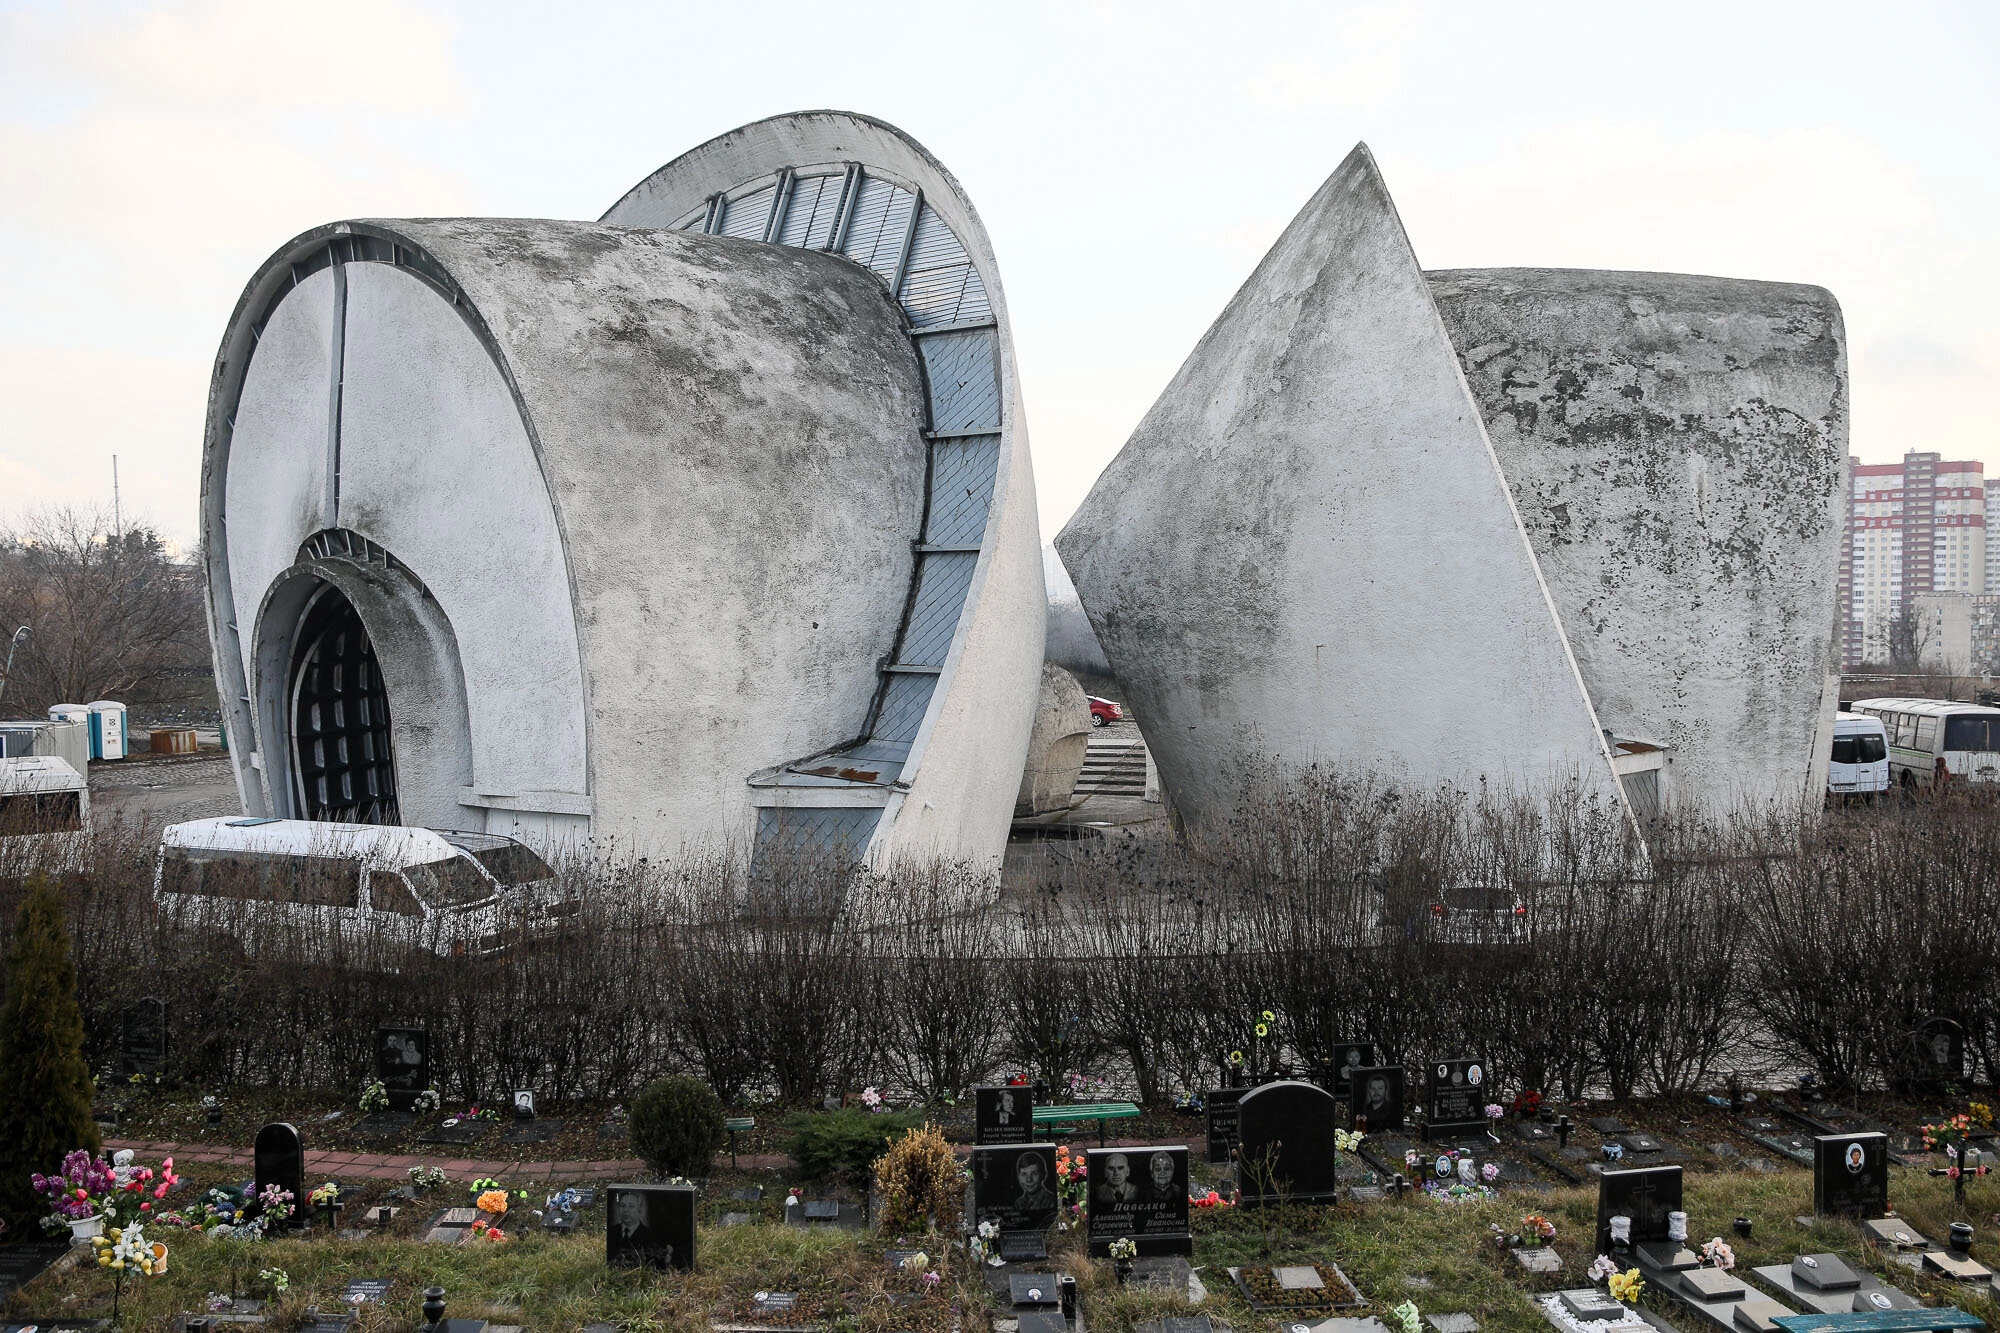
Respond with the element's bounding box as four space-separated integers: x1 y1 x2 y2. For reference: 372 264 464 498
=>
1883 603 1936 675
0 507 207 713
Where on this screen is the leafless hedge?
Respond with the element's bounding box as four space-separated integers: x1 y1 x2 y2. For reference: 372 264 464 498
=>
2 768 1997 1108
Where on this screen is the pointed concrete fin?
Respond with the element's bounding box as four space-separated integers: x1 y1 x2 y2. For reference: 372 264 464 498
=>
1057 143 1627 825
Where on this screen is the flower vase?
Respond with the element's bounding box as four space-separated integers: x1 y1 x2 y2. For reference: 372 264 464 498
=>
68 1215 104 1244
1113 1258 1133 1287
150 1242 169 1274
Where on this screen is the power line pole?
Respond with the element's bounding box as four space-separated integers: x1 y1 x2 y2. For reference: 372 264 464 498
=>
112 454 121 538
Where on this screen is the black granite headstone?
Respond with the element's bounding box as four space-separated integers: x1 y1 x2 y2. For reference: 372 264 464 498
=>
374 1027 430 1113
1594 1164 1683 1255
340 1277 393 1306
1425 1058 1489 1142
1205 1086 1245 1164
1349 1065 1404 1134
1813 1132 1888 1219
974 1085 1033 1145
1237 1079 1341 1205
1329 1041 1377 1099
1907 1016 1964 1088
605 1183 694 1271
970 1143 1060 1236
119 997 167 1077
511 1089 535 1120
253 1121 304 1232
1087 1145 1192 1256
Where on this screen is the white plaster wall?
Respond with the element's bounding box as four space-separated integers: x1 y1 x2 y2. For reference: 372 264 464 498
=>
223 271 334 807
338 261 589 815
225 274 333 686
1058 145 1626 828
388 220 929 853
1429 269 1847 815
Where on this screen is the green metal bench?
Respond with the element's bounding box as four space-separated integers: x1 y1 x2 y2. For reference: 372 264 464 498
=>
725 1116 755 1169
1032 1101 1140 1147
1773 1311 1985 1333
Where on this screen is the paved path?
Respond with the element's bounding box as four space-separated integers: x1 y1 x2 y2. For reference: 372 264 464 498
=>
104 1132 1169 1184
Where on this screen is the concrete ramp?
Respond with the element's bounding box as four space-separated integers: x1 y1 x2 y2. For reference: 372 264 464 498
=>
1057 144 1626 826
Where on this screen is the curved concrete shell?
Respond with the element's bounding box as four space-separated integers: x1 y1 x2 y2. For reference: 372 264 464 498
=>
1057 145 1627 827
202 113 1041 870
602 112 1043 869
1429 269 1846 813
1059 143 1845 828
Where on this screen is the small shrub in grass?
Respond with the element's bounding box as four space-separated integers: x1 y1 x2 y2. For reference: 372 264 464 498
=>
628 1075 727 1179
874 1123 963 1234
786 1107 922 1188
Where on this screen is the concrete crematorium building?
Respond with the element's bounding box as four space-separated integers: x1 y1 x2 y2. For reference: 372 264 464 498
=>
1058 143 1847 827
202 112 1043 868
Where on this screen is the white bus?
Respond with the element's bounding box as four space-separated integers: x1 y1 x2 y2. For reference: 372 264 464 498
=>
0 755 91 876
1826 712 1890 800
1847 698 2000 792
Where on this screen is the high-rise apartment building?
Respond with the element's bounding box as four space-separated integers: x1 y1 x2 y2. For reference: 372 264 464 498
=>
1843 451 1989 667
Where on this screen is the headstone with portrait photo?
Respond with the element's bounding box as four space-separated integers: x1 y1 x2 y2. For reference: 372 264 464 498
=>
1328 1041 1376 1102
374 1026 430 1113
1205 1086 1246 1164
1348 1065 1404 1134
975 1085 1033 1146
605 1183 695 1272
1086 1145 1192 1255
1424 1058 1489 1143
970 1143 1060 1246
1812 1132 1888 1219
1236 1080 1342 1206
1904 1016 1964 1089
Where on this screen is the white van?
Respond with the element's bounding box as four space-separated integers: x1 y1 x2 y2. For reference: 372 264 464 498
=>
1826 712 1890 800
0 755 91 875
153 817 562 956
1848 698 2000 792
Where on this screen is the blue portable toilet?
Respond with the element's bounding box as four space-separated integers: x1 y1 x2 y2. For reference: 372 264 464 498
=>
86 700 128 760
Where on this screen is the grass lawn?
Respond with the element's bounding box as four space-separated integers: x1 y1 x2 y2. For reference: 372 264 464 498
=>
9 1154 1999 1333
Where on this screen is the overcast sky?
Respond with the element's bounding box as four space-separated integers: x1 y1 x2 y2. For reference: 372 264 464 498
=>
2 0 1994 551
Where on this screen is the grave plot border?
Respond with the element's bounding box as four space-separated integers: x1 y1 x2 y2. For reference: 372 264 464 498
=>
1225 1261 1367 1313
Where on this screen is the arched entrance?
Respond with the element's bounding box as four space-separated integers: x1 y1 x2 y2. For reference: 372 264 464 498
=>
288 581 399 824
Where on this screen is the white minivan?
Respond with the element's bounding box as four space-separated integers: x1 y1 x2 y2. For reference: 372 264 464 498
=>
1848 698 2000 792
154 817 562 956
1826 711 1890 800
0 754 91 875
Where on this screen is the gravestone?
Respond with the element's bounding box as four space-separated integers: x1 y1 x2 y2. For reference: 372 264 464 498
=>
1329 1041 1377 1100
420 1119 486 1145
975 1085 1033 1146
1348 1065 1404 1134
970 1142 1060 1239
0 1239 68 1305
1813 1132 1888 1219
1425 1059 1488 1142
119 997 167 1077
1750 1253 1921 1315
1594 1164 1682 1257
339 1278 393 1307
501 1115 558 1145
1008 1272 1060 1307
1087 1145 1192 1256
1206 1086 1246 1164
1237 1080 1342 1205
374 1027 430 1112
606 1183 695 1272
511 1089 535 1120
253 1122 304 1232
1017 1314 1069 1333
1906 1016 1965 1088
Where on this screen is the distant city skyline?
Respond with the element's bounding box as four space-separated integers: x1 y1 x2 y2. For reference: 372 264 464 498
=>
2 0 1994 551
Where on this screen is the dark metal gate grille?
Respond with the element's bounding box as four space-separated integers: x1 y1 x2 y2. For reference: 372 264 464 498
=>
289 584 398 824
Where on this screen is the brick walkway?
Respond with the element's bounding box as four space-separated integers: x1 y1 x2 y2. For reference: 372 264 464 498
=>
104 1138 666 1183
103 1133 1161 1184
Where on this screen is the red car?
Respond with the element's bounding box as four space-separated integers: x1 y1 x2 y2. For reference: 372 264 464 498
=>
1088 696 1123 727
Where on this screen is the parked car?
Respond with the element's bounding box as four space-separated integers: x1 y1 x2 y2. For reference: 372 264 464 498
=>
153 817 563 957
1087 696 1123 727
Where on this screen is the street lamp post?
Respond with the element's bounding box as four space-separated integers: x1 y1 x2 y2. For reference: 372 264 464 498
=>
0 625 29 711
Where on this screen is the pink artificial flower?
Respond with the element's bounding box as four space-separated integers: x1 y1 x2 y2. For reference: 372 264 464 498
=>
154 1182 169 1198
140 1201 152 1212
